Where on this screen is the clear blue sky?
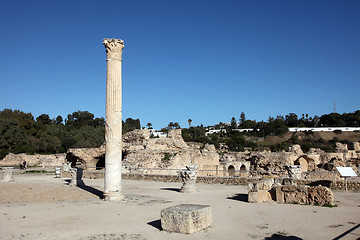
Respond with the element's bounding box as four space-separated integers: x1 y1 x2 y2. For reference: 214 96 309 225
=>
1 0 359 129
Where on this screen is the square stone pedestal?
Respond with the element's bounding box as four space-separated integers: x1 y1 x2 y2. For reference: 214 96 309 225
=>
160 204 212 234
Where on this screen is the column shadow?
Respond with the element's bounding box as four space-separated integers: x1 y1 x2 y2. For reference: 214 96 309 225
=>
227 193 248 202
147 219 162 231
332 223 360 240
264 234 303 240
62 179 104 199
78 184 104 200
160 188 180 192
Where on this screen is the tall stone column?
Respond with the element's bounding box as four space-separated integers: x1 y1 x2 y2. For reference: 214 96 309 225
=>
103 38 124 201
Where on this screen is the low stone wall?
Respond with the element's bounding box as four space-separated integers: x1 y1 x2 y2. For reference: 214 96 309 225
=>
61 170 360 191
297 179 360 191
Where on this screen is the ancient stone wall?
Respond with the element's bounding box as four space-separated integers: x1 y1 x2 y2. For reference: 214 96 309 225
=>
78 171 360 191
0 153 65 167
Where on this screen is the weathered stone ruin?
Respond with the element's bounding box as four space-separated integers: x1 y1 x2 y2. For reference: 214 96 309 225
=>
161 204 212 234
0 128 359 183
69 168 85 187
66 145 105 170
179 165 198 193
0 153 65 168
248 177 334 206
1 167 14 182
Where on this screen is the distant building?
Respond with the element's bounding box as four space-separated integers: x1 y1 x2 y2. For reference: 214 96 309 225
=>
149 129 167 138
289 127 360 132
205 126 360 135
205 129 227 136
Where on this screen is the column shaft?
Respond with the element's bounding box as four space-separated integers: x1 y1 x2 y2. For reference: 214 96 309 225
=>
103 38 124 201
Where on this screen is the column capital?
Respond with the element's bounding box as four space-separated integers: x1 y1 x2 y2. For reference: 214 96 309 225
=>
103 38 124 60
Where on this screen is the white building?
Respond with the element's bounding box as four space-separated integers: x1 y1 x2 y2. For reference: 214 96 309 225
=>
289 127 360 132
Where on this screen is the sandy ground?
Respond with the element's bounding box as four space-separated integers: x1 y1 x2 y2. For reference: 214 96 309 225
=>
0 174 359 240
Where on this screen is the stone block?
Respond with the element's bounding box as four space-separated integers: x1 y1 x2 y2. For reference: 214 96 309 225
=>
275 185 284 204
308 186 334 206
161 204 212 234
248 190 272 203
248 178 274 192
282 185 296 192
283 186 308 205
283 178 297 186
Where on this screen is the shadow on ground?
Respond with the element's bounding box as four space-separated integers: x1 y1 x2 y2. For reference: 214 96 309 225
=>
160 187 180 192
63 179 104 199
332 223 360 240
227 193 248 202
147 219 162 231
78 185 104 199
264 234 303 240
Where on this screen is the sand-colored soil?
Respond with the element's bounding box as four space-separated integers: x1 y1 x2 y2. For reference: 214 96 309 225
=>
0 174 359 240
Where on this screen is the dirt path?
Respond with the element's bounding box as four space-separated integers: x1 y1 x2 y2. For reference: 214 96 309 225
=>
0 174 359 240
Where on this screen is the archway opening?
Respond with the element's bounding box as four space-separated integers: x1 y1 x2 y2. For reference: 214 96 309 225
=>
240 165 247 177
228 165 236 176
96 155 105 170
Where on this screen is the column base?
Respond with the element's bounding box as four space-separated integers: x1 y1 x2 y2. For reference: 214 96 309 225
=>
103 192 124 202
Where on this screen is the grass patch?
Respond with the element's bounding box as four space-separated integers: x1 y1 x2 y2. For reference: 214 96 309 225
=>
322 204 337 208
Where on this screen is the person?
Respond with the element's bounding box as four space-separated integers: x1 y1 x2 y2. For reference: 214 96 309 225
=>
19 160 23 169
23 159 27 170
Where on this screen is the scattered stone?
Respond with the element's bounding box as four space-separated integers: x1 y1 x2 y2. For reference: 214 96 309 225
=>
179 165 198 193
247 178 275 203
1 167 14 182
161 204 212 234
285 165 302 179
69 168 85 187
308 186 334 206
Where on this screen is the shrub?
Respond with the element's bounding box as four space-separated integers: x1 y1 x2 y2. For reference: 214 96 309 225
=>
304 130 314 135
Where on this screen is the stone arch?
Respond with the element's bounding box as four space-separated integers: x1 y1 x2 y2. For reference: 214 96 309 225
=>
228 165 236 176
65 152 88 169
95 155 105 170
294 155 316 172
66 152 80 168
240 164 249 177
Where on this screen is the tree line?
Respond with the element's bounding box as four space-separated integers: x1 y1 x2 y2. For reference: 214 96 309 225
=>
0 109 140 159
182 110 360 152
1 108 359 158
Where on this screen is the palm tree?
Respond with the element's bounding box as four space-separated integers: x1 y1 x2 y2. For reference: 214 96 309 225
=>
146 123 152 129
188 119 192 127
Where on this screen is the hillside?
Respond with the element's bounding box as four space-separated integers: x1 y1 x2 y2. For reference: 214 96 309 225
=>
257 131 360 152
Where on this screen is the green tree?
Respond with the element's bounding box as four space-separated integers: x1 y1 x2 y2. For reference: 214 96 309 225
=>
168 122 175 129
93 117 105 128
230 117 237 129
285 113 298 127
0 118 28 153
56 115 63 125
36 114 52 125
240 112 246 124
123 118 141 133
320 112 347 127
65 111 95 128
